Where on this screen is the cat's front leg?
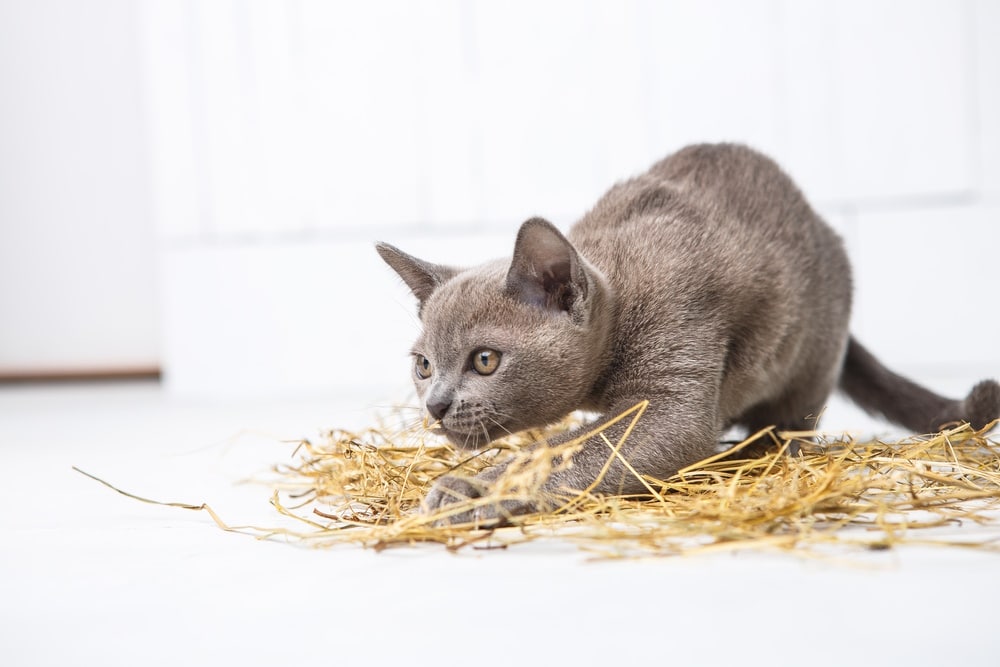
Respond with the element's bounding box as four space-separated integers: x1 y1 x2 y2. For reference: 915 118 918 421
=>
421 432 604 526
421 397 719 526
422 462 537 526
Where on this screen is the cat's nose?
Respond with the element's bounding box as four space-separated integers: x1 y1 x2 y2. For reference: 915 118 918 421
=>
426 399 452 422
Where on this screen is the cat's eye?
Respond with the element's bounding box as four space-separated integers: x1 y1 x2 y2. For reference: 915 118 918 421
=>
471 348 501 375
414 354 434 380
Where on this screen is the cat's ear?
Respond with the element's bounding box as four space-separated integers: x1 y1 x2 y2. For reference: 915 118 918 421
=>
505 217 588 314
375 243 457 305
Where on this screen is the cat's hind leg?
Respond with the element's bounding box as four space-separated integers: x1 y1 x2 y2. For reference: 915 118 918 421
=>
732 383 834 459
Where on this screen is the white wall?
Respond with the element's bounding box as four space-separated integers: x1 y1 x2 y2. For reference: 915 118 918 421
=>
146 0 999 399
2 1 997 397
0 0 159 375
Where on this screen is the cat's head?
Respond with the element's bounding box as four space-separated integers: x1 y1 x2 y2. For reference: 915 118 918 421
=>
376 218 614 449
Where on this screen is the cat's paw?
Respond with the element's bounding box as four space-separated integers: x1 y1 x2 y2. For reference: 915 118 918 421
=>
421 474 490 523
421 470 536 527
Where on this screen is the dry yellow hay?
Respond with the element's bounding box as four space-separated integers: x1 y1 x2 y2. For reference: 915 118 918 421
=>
75 402 1000 558
258 402 1000 558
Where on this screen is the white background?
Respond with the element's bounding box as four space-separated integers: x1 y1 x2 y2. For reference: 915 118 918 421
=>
1 0 998 398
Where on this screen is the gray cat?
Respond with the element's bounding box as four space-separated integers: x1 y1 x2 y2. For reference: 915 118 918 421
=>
376 143 1000 523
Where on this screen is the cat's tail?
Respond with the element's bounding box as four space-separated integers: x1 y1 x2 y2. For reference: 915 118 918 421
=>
838 336 1000 433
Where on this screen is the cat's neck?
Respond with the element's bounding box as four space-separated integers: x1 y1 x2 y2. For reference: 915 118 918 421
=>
578 256 619 409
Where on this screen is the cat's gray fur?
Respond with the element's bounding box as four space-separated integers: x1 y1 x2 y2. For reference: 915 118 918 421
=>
376 143 1000 523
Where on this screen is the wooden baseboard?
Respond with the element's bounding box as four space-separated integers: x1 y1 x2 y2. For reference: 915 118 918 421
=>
0 366 161 384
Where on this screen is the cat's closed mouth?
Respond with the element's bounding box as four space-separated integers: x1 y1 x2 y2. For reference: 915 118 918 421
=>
435 426 491 450
422 413 507 449
423 418 474 446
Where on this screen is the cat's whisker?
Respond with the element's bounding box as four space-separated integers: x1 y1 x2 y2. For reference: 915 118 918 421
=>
485 416 515 438
462 428 478 451
478 421 493 447
373 405 423 415
380 415 439 446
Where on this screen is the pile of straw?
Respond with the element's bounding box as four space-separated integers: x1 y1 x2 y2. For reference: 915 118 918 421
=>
262 403 1000 557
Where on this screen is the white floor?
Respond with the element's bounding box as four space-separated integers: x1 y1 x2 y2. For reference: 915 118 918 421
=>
2 380 999 667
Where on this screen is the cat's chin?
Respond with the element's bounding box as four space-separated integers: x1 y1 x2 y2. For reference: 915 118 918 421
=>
432 425 500 451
